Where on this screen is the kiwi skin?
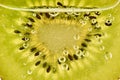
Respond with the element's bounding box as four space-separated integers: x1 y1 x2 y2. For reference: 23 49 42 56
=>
0 0 120 80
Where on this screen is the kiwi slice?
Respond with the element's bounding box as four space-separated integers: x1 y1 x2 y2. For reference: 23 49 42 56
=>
0 0 120 80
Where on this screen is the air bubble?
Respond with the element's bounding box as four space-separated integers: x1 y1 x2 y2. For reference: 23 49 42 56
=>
91 19 97 25
49 12 59 17
58 56 66 63
76 50 85 58
62 63 69 70
84 16 89 20
84 12 90 16
73 34 80 40
21 75 27 78
85 51 89 57
22 37 30 41
33 13 36 17
27 70 32 75
100 46 105 51
63 50 69 55
73 45 79 50
95 24 101 30
79 20 86 26
104 52 112 60
98 39 103 43
19 33 23 37
66 12 73 15
73 12 81 16
88 27 92 32
94 11 101 15
31 30 36 34
27 22 32 25
108 14 112 17
105 19 112 26
23 43 29 48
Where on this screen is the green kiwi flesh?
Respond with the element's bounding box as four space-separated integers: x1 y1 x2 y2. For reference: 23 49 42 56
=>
0 0 120 80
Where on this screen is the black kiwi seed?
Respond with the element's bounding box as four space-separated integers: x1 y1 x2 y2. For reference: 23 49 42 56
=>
22 37 30 41
28 17 35 22
94 26 101 30
105 20 112 26
45 13 51 18
46 65 51 73
14 30 21 34
89 16 97 19
24 32 30 35
81 43 87 47
57 60 61 64
91 19 98 25
67 67 70 71
81 54 85 59
43 62 47 68
19 46 25 50
30 47 37 52
34 51 40 56
73 54 78 60
91 21 98 25
95 11 101 15
39 13 43 15
35 60 41 66
36 14 41 19
84 12 90 17
94 33 102 37
79 48 85 52
57 2 63 6
24 23 33 28
68 54 73 61
42 55 46 59
86 34 92 37
84 39 91 42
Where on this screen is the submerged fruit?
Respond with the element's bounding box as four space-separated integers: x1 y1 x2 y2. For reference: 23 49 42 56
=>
0 0 120 80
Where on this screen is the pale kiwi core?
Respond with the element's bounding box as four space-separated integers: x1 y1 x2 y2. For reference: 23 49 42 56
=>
36 21 83 52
